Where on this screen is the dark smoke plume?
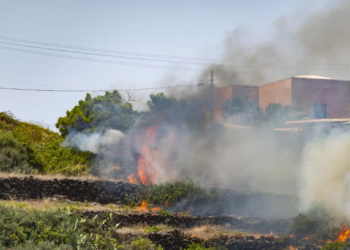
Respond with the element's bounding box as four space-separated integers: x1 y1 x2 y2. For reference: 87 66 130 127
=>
199 0 350 86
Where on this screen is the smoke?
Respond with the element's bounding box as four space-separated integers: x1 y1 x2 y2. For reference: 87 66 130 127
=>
198 0 350 86
298 128 350 217
62 0 350 219
65 129 125 155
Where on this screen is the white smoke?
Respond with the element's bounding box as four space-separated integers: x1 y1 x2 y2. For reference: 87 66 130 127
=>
66 129 124 154
298 129 350 217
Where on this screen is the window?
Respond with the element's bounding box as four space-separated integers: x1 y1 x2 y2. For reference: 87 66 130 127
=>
313 103 327 119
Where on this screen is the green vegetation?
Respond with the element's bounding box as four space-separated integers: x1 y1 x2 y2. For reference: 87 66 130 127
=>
0 112 91 175
125 181 216 208
56 91 135 137
290 206 343 240
131 239 163 250
321 241 350 250
223 95 309 126
184 242 227 250
144 226 162 233
0 204 125 249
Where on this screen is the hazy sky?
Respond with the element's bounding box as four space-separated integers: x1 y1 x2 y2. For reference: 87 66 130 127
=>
0 0 329 130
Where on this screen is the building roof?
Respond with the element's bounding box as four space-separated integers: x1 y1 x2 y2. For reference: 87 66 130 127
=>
294 75 331 80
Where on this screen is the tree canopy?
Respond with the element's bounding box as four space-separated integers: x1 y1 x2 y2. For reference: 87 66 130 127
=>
56 90 135 137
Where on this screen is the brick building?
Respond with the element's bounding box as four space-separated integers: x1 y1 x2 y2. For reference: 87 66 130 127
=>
213 75 350 123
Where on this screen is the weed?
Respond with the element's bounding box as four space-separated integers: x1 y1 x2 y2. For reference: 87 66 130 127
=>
131 238 163 250
144 226 162 233
321 241 350 250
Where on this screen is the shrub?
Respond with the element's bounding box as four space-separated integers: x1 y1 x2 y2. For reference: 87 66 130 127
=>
0 205 123 249
144 182 215 206
144 226 162 233
131 238 163 250
185 242 227 250
290 206 342 240
0 111 92 176
321 241 350 250
0 131 35 174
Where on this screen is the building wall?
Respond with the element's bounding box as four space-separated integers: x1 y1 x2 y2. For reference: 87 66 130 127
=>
259 78 292 110
232 85 259 103
212 85 259 123
291 78 350 119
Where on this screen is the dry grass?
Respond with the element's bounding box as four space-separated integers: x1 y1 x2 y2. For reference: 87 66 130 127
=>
183 225 265 239
116 224 173 235
0 172 124 182
0 199 127 212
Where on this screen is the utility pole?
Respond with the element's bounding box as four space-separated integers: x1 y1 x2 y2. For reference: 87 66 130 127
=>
210 70 214 124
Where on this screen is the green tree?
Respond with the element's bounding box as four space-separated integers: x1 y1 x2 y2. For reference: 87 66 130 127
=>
222 96 263 126
56 91 135 137
265 103 309 126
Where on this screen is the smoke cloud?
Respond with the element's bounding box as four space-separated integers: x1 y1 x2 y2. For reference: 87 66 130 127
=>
298 128 350 217
198 0 350 86
66 129 124 155
63 0 350 218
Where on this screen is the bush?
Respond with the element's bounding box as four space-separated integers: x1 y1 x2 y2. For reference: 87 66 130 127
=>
0 112 91 176
0 205 123 249
0 131 35 174
144 182 215 206
144 226 162 233
290 206 342 240
321 241 350 250
131 239 163 250
185 242 227 250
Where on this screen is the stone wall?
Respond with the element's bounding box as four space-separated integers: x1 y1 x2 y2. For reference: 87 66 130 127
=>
75 210 292 235
0 176 137 204
148 230 319 250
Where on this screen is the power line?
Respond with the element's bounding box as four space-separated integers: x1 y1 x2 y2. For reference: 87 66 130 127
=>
0 36 215 62
0 84 198 92
2 43 350 71
0 77 71 89
2 36 350 70
0 41 211 66
0 45 197 71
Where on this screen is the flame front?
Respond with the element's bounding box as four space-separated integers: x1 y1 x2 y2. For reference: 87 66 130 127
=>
137 126 175 185
289 246 295 250
151 207 161 212
137 200 149 212
137 126 158 185
337 225 350 242
127 174 137 184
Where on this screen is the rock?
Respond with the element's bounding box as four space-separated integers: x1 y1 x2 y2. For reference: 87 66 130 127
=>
3 182 10 190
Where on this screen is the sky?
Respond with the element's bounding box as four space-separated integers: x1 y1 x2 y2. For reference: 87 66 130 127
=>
0 0 330 130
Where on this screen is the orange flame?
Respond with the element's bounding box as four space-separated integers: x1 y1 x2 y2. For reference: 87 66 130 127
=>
304 236 309 240
138 126 158 185
152 207 161 212
127 174 138 184
337 225 350 242
165 201 168 207
137 200 149 212
289 246 295 250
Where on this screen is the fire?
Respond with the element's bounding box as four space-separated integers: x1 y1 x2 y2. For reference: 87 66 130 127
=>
165 201 168 207
136 200 161 213
137 126 176 185
270 231 273 236
152 207 161 212
137 200 149 212
127 174 137 184
337 225 350 242
304 236 309 240
289 246 295 250
137 126 158 185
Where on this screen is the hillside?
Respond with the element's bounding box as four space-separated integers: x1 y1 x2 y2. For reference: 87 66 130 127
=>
0 112 91 175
